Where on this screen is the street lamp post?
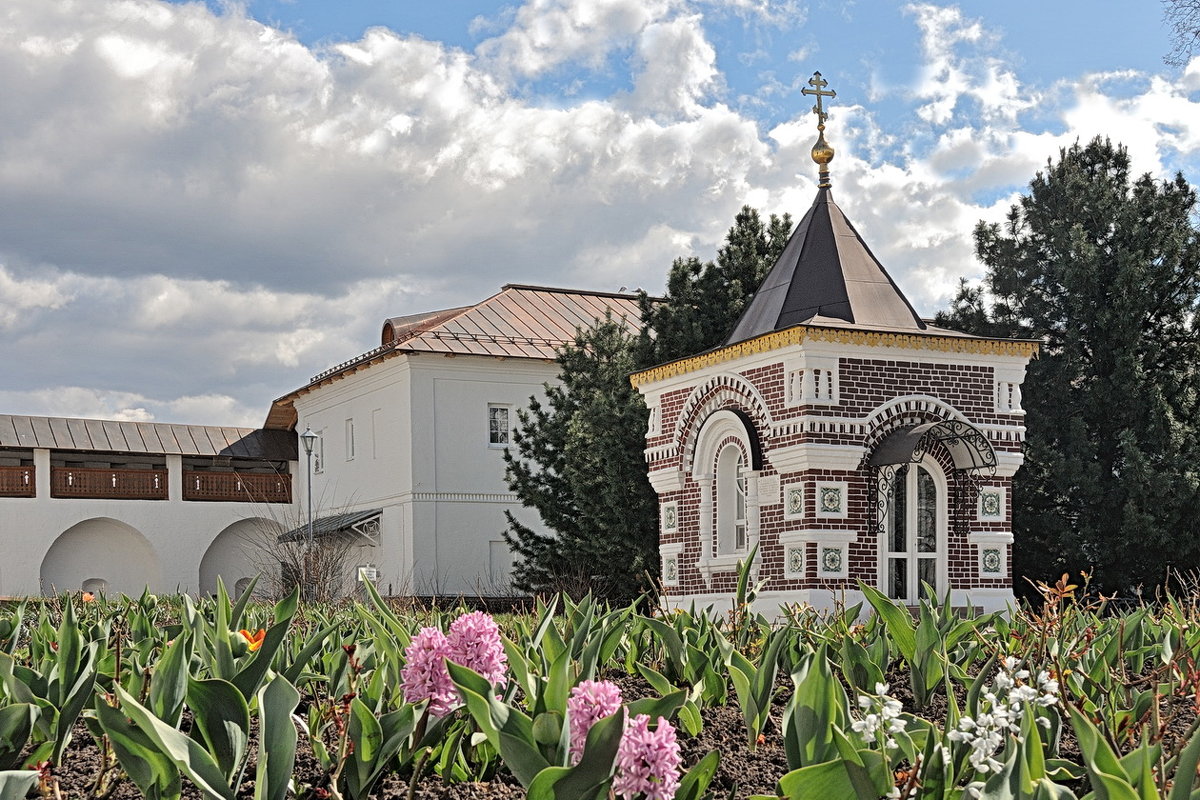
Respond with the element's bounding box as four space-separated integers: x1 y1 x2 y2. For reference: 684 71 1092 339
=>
299 427 318 599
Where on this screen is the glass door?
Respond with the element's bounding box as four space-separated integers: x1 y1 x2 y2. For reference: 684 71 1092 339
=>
884 463 941 601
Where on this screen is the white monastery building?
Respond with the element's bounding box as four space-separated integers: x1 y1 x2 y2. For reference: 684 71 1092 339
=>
0 285 641 599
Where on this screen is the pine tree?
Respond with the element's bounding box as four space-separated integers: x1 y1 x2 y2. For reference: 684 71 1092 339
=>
936 137 1200 593
636 205 792 366
502 315 658 601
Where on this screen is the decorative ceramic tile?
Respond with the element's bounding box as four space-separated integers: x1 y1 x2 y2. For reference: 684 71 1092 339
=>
787 546 804 576
978 487 1005 520
784 484 804 520
820 546 842 574
981 492 1001 517
664 555 678 583
661 502 678 532
815 481 849 519
981 548 1002 575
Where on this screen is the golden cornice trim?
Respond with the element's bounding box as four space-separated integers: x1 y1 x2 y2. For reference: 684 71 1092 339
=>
629 326 1039 388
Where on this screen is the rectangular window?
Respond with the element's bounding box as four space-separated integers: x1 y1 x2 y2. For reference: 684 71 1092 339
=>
488 405 510 446
345 419 355 461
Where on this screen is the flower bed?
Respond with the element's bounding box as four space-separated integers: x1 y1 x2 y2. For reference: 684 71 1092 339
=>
3 573 1200 799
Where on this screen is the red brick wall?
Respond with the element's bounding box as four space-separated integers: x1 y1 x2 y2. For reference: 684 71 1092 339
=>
653 351 1024 599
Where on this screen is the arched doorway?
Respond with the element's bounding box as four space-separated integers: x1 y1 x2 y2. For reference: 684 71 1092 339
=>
868 418 996 602
41 518 162 596
199 518 282 596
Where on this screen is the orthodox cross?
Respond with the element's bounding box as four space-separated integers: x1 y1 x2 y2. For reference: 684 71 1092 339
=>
801 71 836 127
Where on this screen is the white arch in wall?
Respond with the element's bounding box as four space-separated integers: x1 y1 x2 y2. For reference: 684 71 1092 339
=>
677 373 772 475
691 410 758 479
40 518 162 597
863 394 969 451
199 517 283 596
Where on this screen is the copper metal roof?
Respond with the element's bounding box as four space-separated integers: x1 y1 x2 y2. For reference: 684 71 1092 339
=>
725 188 928 345
0 414 296 460
383 284 641 361
266 285 646 430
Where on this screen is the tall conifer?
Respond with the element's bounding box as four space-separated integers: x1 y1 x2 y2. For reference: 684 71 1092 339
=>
502 315 657 601
938 137 1200 592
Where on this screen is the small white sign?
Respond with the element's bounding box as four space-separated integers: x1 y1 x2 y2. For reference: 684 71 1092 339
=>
757 474 780 505
357 565 378 582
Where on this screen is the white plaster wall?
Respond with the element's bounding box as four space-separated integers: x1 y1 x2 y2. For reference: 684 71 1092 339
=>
413 356 559 596
293 359 414 514
294 352 561 597
40 517 161 596
662 588 1016 620
198 517 284 595
0 449 301 597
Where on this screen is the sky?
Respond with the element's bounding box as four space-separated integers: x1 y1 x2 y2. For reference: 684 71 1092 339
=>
1 0 1198 428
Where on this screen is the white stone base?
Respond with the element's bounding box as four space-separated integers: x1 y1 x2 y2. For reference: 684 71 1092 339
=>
661 587 1016 621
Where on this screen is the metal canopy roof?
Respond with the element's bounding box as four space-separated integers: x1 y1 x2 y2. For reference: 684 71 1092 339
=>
0 414 296 460
868 419 997 472
724 188 928 345
278 509 382 543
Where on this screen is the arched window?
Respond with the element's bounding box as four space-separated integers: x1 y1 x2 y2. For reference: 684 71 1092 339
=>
883 458 945 601
715 444 748 555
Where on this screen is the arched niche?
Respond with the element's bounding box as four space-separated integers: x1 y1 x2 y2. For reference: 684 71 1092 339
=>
41 518 162 597
199 517 282 596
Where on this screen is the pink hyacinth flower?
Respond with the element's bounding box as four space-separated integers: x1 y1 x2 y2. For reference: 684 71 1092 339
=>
613 714 683 800
567 679 623 764
400 627 457 717
447 610 508 687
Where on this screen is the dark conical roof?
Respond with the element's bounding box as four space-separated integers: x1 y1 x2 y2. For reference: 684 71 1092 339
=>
724 188 926 345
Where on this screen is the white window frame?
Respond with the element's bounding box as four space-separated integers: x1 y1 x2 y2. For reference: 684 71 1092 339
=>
878 455 947 603
716 444 749 556
345 418 355 461
488 404 512 448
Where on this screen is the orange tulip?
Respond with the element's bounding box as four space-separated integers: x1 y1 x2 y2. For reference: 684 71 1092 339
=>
237 628 266 652
81 592 95 603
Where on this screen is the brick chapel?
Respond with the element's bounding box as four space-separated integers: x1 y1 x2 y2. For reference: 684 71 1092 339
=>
630 74 1037 614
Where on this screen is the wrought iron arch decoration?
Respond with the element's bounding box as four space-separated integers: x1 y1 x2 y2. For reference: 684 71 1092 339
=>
866 419 997 539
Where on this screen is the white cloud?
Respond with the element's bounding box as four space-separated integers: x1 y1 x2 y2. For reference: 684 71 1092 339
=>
705 0 806 29
0 266 74 328
905 3 1032 125
0 385 264 427
475 0 676 80
625 14 720 117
